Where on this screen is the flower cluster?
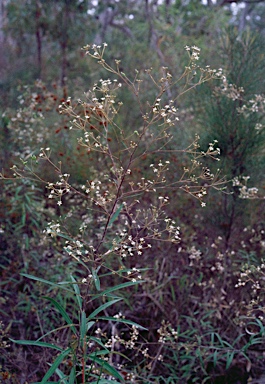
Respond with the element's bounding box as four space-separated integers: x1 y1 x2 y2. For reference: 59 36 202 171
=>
157 320 178 344
185 45 201 61
233 176 261 199
188 245 202 266
216 76 244 101
152 98 179 126
113 231 152 261
238 93 265 115
46 171 70 206
185 45 224 79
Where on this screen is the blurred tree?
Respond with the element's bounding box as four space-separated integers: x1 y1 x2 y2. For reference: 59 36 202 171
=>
195 29 265 246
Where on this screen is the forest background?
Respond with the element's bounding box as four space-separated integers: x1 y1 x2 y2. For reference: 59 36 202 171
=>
1 0 265 383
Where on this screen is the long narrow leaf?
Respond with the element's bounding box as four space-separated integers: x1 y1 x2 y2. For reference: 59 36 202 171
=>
21 274 74 294
89 349 130 362
92 281 144 299
43 297 77 335
87 321 95 332
55 367 69 384
87 299 122 320
88 356 124 381
225 351 235 370
9 339 62 351
68 366 76 384
89 336 110 350
92 268 100 291
88 380 122 384
32 382 59 384
88 350 111 358
109 204 123 226
80 310 87 342
97 316 147 330
40 348 72 384
70 275 82 310
36 324 78 343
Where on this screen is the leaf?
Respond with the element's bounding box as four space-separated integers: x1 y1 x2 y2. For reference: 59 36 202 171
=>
68 367 76 384
20 274 74 294
88 356 124 381
89 349 130 362
80 310 87 342
225 350 235 370
93 280 144 299
213 350 218 368
55 367 69 384
31 382 60 384
36 324 78 343
57 232 75 242
40 348 71 384
87 299 122 321
97 316 147 330
88 380 122 384
88 349 111 358
70 275 82 310
87 321 95 332
43 297 77 336
109 204 123 226
92 268 100 291
89 336 110 350
9 339 62 351
64 248 88 269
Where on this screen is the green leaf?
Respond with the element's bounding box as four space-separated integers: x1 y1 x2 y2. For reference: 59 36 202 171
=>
68 366 76 384
32 382 60 384
21 274 74 294
97 316 147 330
40 348 71 384
70 275 82 310
89 336 109 350
93 280 144 299
57 232 75 241
55 367 69 384
92 267 100 291
213 350 218 368
87 321 95 332
80 310 87 341
109 204 123 226
87 299 122 321
88 349 129 362
88 356 124 381
88 380 122 384
225 350 235 370
88 349 111 357
43 297 77 336
9 339 62 351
